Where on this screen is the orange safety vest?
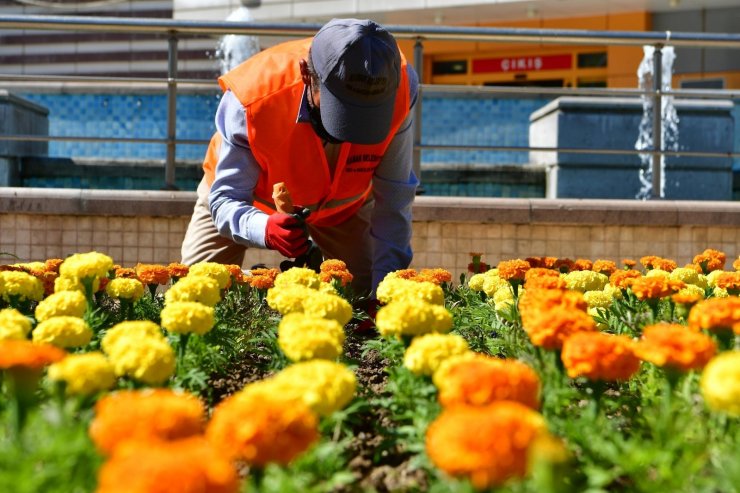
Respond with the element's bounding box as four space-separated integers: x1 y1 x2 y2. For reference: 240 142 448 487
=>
202 38 410 228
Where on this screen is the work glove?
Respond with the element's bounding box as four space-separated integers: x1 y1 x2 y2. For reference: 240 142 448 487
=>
264 212 310 258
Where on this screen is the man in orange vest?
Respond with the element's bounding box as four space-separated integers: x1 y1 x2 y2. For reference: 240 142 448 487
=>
181 18 419 297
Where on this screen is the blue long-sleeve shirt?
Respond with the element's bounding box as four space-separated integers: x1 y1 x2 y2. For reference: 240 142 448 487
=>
209 65 419 290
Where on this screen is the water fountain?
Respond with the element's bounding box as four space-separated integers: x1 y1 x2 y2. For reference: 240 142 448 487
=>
635 46 679 200
215 6 261 75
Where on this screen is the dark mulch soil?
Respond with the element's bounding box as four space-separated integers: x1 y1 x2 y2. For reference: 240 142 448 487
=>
206 323 430 492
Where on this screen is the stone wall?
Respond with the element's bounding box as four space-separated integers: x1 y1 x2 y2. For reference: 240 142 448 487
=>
1 188 739 276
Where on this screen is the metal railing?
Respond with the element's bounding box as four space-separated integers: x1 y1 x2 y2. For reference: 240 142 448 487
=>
2 14 740 197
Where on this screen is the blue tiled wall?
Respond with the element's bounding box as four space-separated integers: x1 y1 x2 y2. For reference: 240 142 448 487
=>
14 91 738 197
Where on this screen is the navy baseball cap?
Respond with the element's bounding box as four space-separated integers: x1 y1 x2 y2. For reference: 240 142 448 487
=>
311 18 401 145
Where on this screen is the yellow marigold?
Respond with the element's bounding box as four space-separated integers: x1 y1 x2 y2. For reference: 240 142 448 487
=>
32 316 92 348
278 312 345 362
583 290 613 309
164 275 221 307
272 359 357 417
206 386 318 465
35 290 87 322
497 259 531 281
96 436 239 493
468 272 498 292
733 257 740 271
160 301 215 336
53 274 92 294
403 333 470 376
603 283 623 300
693 248 726 274
636 323 717 372
188 262 231 290
266 284 315 315
375 298 453 338
629 276 685 300
700 351 740 417
376 276 445 305
0 308 32 340
302 290 353 325
609 269 642 289
0 339 66 370
101 320 163 353
492 285 516 311
592 260 617 276
101 321 175 385
563 270 609 292
669 267 709 289
687 297 740 333
671 289 704 306
435 357 541 410
48 352 116 396
416 268 453 285
645 268 670 279
561 332 641 381
426 401 548 490
705 269 726 287
59 251 113 281
105 277 145 301
274 267 322 290
478 273 510 298
523 306 597 350
0 270 44 302
134 263 171 285
167 262 190 279
89 389 205 455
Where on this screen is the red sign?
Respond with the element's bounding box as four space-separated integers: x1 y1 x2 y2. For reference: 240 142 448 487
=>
472 54 572 73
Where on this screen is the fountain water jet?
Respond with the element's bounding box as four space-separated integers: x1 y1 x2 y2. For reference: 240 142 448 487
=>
215 7 261 76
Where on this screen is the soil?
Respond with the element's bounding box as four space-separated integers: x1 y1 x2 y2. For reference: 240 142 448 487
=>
206 323 430 492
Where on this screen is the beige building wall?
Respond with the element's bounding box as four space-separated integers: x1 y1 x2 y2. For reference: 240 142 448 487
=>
1 190 738 277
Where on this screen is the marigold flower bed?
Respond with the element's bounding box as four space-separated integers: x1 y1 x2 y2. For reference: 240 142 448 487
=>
0 248 739 492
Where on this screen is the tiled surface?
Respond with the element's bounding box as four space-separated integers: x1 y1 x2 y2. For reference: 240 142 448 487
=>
2 212 737 276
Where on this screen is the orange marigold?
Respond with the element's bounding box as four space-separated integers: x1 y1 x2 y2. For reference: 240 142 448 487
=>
320 259 348 272
136 263 171 285
693 248 726 274
553 258 576 273
0 340 66 370
522 306 597 350
167 262 190 279
524 268 561 282
671 292 703 306
426 401 548 490
629 276 685 300
497 259 531 281
114 267 137 279
89 389 206 455
224 264 248 284
519 289 587 328
319 269 354 286
683 263 704 274
417 268 453 285
714 271 740 292
436 357 540 410
609 269 642 289
687 297 740 334
392 269 419 280
96 436 239 493
636 323 717 372
561 332 641 381
45 258 64 273
574 259 593 271
621 258 637 269
524 275 567 291
35 270 58 296
592 260 617 276
248 274 275 290
206 390 318 466
250 267 280 279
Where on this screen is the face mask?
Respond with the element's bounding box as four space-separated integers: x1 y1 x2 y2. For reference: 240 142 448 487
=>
307 88 344 145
